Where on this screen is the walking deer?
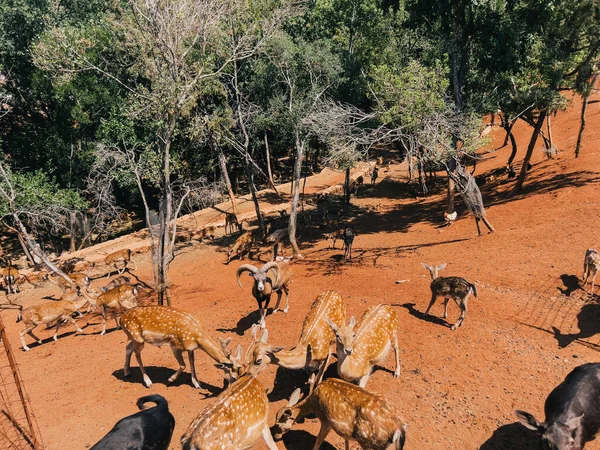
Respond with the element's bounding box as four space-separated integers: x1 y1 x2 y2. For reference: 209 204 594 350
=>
104 249 136 278
93 284 140 335
236 261 292 329
421 263 478 330
273 377 407 449
252 290 346 383
583 248 600 293
17 287 90 351
328 304 400 388
120 305 233 389
180 352 278 450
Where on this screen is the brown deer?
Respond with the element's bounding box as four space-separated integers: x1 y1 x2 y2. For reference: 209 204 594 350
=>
225 212 241 235
16 287 90 351
104 249 137 278
92 284 140 335
273 377 407 449
1 266 44 294
328 304 401 388
120 305 234 389
226 230 256 264
583 248 600 293
48 272 91 295
252 290 346 383
421 263 478 330
181 344 278 450
99 275 131 293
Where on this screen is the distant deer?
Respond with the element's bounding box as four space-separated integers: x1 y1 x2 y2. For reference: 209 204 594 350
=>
104 249 136 278
225 212 241 235
371 166 379 185
421 263 478 330
17 287 90 351
343 227 355 259
48 272 91 295
583 248 600 293
181 344 278 450
92 284 140 335
354 175 364 194
226 230 256 264
273 377 407 449
1 265 44 294
328 304 400 388
120 305 234 389
252 290 346 383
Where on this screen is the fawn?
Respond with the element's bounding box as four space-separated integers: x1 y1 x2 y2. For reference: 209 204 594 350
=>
583 248 600 293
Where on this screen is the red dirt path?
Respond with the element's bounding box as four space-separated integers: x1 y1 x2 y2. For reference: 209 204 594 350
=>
1 89 599 450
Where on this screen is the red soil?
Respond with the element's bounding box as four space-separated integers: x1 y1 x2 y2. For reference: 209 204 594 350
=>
1 89 599 450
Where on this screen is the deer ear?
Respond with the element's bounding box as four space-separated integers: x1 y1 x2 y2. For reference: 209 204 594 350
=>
235 344 243 359
437 263 447 271
133 286 138 295
288 388 302 407
421 262 431 270
260 329 269 343
326 318 338 332
349 316 356 328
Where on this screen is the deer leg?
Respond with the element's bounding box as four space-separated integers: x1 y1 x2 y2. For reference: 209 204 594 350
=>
168 347 186 384
424 293 438 315
312 422 333 450
262 423 279 450
53 318 63 341
124 341 134 377
27 329 42 345
20 326 36 351
66 315 83 334
132 342 152 388
187 350 202 389
451 296 469 331
482 216 495 233
283 286 290 313
112 311 120 331
259 307 267 329
392 334 401 379
475 217 482 236
100 309 108 335
443 298 450 318
358 374 370 388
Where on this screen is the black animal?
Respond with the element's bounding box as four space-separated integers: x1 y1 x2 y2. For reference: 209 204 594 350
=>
343 227 355 259
371 167 379 185
507 165 517 179
515 363 600 450
91 395 175 450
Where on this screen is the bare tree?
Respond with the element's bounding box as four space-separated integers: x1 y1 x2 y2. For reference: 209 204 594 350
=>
575 71 599 157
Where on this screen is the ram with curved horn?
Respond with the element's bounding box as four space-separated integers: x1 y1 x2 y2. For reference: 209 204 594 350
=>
236 261 292 329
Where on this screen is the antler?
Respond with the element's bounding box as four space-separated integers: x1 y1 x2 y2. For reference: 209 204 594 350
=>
236 264 259 288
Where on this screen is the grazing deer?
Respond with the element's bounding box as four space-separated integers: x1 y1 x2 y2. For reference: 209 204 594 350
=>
236 261 293 329
583 248 600 293
273 377 407 449
328 304 400 388
181 345 278 450
225 212 241 235
421 263 478 330
252 290 346 383
17 287 90 351
100 275 131 293
120 305 233 389
92 284 140 335
48 272 91 295
104 249 137 278
226 230 256 264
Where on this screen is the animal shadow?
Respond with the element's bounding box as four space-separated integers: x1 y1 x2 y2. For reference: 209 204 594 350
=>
552 302 600 348
479 422 538 449
217 310 261 336
558 274 581 297
268 367 312 402
398 302 451 329
280 429 336 450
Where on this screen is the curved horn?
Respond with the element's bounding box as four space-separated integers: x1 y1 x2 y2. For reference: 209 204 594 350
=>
236 264 259 288
260 261 281 280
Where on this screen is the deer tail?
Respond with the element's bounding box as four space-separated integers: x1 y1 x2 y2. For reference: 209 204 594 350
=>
16 312 22 323
470 283 478 298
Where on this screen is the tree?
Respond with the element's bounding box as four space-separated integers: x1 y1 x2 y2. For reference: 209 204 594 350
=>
575 65 599 157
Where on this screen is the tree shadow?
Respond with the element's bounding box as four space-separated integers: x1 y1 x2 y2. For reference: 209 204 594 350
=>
396 302 452 329
111 366 224 397
279 429 336 450
551 302 600 348
479 422 539 449
558 274 581 297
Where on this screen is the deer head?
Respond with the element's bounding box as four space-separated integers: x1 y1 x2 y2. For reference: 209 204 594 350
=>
327 316 356 355
421 262 447 280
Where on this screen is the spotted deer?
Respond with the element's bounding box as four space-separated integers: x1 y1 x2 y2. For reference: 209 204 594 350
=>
92 284 140 335
48 272 91 295
421 263 478 330
104 249 137 278
583 248 600 293
252 290 346 383
180 344 278 450
16 287 90 351
273 377 407 449
120 305 234 389
328 304 401 388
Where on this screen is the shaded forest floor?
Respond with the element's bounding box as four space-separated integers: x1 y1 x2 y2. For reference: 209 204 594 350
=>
1 88 600 449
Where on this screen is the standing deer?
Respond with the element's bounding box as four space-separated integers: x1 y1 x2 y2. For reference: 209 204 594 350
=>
92 284 140 335
328 304 400 388
273 377 407 449
180 348 278 450
104 249 137 278
252 290 346 383
583 248 600 293
120 305 234 389
421 263 478 330
17 287 90 351
48 272 91 295
225 212 241 235
236 261 292 329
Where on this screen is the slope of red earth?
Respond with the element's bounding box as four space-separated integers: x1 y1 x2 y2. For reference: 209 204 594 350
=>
1 89 599 450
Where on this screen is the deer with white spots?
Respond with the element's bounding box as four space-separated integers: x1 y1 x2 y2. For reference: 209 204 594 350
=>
273 377 407 449
89 284 141 335
120 305 234 389
328 304 401 388
48 272 91 295
180 343 279 450
252 290 346 384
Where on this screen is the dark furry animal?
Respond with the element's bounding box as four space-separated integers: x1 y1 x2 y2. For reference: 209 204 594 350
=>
343 227 355 259
91 395 175 450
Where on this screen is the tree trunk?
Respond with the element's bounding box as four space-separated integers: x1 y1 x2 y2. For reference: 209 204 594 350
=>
446 177 456 214
546 113 553 149
344 168 351 204
502 118 515 148
575 73 599 157
301 157 308 212
506 125 518 166
509 109 547 197
264 132 275 190
245 164 265 238
219 151 238 214
288 132 304 259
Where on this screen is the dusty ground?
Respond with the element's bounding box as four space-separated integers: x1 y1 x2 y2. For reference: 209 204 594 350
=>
1 89 599 450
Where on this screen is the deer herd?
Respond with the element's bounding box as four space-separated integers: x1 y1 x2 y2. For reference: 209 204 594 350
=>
3 214 600 450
